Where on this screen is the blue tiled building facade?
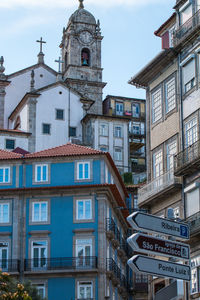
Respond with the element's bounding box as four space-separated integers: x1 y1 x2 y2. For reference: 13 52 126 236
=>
0 144 132 300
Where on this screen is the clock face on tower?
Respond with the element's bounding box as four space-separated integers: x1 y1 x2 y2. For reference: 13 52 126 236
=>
79 31 93 44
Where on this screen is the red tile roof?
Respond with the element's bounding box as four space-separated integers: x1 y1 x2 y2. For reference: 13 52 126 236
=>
0 149 22 160
25 143 103 158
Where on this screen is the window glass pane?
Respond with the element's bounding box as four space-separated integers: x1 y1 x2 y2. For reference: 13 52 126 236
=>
41 203 47 221
78 201 84 219
5 168 9 183
85 200 91 219
152 89 162 123
56 109 64 120
167 140 177 170
79 287 85 298
42 165 47 181
0 169 3 183
185 118 197 147
69 127 76 137
2 205 9 223
182 59 195 93
37 166 41 182
180 4 192 25
153 150 163 178
79 164 83 179
84 163 89 179
6 139 15 150
186 188 199 218
166 77 176 112
33 203 40 221
86 286 92 298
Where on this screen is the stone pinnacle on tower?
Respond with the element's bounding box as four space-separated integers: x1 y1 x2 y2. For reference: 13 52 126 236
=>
79 0 84 9
0 56 6 80
36 37 46 64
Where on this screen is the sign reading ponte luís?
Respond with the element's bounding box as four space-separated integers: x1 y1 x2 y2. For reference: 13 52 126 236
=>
127 233 190 260
128 255 191 281
127 212 189 240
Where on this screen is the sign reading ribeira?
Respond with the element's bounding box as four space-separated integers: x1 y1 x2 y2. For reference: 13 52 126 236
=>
128 255 191 281
127 233 190 260
127 211 189 240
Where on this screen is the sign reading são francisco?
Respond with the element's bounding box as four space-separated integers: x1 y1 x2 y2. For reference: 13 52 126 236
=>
127 211 191 281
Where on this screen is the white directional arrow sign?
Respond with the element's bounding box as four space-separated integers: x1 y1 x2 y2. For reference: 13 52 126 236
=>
127 233 190 260
128 255 191 281
127 212 189 240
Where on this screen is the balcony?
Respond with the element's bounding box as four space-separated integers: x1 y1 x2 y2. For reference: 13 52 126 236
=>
129 129 145 138
138 170 182 206
0 259 20 273
174 140 200 176
24 257 97 273
106 258 129 292
129 276 148 294
174 9 200 46
106 218 121 247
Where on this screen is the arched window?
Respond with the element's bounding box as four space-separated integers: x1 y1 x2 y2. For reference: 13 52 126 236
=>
81 48 90 66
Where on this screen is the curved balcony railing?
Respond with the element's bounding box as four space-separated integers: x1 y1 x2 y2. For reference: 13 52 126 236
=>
0 259 20 272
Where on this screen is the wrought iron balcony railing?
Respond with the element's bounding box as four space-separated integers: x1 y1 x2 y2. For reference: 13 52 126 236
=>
106 218 121 243
0 259 20 272
174 139 200 175
138 169 181 205
24 256 97 272
106 258 128 289
174 9 200 46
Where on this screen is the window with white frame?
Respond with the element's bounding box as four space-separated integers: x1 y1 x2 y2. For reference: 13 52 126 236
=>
152 88 162 123
99 123 108 136
0 242 8 270
185 188 199 218
32 202 48 222
185 117 198 147
116 102 123 116
76 199 92 220
114 148 122 161
76 239 92 267
35 284 45 299
182 58 195 94
191 256 200 295
0 167 10 184
78 281 93 299
165 77 176 113
153 150 163 178
31 241 47 269
35 165 48 183
114 126 122 138
180 3 192 25
132 103 140 118
0 203 9 223
166 140 177 170
77 162 90 180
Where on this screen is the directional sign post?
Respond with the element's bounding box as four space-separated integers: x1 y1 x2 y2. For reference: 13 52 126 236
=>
128 255 191 281
127 233 190 260
127 212 189 240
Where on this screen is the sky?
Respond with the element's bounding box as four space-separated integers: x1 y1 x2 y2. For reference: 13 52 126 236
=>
0 0 175 100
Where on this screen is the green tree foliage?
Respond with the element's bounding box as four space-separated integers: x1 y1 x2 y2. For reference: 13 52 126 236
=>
0 272 42 300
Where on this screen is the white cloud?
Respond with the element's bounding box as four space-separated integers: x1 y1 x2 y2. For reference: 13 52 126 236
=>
0 0 161 9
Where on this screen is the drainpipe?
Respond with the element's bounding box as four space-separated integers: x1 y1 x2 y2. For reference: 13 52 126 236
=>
19 158 25 282
178 54 189 300
68 88 71 140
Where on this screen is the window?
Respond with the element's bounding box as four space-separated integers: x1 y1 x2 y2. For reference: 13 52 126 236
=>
165 77 176 113
0 167 10 184
42 123 51 135
116 102 123 116
185 188 199 218
153 150 163 179
0 204 9 223
173 206 180 219
132 103 140 118
35 165 48 183
132 122 140 135
76 199 92 220
114 148 122 161
185 117 198 147
35 285 45 299
69 127 77 137
32 202 48 222
100 146 108 152
191 256 200 295
152 88 162 123
182 58 195 94
0 242 8 270
56 109 64 120
180 3 192 25
100 124 108 136
77 162 90 180
166 140 177 170
5 139 15 150
114 126 122 138
76 239 92 267
78 282 93 299
31 241 47 269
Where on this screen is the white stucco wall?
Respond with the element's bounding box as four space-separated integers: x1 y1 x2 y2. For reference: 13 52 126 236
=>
35 84 83 151
0 134 29 151
5 66 56 128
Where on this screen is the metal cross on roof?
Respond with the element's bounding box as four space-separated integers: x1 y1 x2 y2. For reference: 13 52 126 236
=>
36 37 46 53
55 56 64 73
79 0 84 9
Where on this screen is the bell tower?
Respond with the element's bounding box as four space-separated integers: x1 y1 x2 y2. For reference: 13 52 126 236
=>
60 0 106 114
